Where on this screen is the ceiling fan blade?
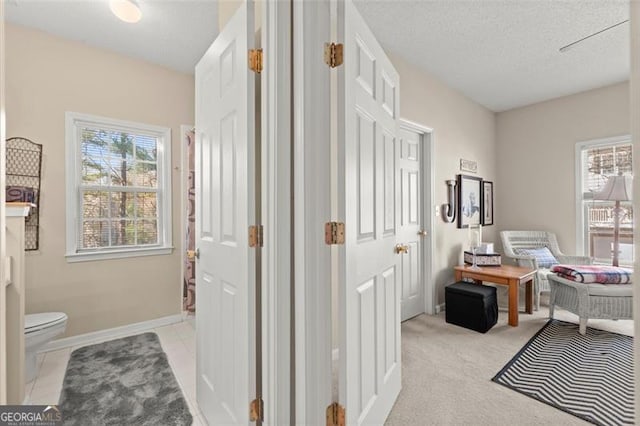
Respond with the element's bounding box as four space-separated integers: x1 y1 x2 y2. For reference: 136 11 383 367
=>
559 19 629 53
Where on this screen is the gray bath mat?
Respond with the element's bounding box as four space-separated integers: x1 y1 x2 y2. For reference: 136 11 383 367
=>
59 332 192 426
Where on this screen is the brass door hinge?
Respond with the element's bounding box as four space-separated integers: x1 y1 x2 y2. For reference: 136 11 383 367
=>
325 222 345 245
249 225 264 248
249 397 264 422
249 49 263 73
326 402 345 426
324 42 343 68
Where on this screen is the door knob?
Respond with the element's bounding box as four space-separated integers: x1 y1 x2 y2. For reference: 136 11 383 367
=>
418 229 428 237
187 249 200 260
394 244 409 254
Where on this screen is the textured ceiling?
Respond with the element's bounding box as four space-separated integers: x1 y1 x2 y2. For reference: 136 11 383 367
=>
5 0 630 111
5 0 218 74
354 0 630 111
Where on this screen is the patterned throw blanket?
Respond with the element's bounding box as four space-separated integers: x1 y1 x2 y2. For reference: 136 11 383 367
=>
551 264 633 284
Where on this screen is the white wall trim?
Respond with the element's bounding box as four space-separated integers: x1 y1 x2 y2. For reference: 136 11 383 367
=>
435 303 445 314
0 0 8 405
629 1 640 415
574 134 631 255
41 314 183 353
400 119 435 315
293 0 332 423
262 1 292 424
65 246 173 263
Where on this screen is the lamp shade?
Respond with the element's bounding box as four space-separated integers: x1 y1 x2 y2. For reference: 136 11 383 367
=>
593 174 633 201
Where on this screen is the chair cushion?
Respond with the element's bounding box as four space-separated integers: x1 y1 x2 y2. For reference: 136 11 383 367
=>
551 265 632 284
515 247 559 268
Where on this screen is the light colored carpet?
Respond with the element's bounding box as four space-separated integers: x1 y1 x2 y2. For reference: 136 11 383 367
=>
385 298 634 425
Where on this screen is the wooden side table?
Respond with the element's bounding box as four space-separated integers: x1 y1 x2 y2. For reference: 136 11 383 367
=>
453 264 536 327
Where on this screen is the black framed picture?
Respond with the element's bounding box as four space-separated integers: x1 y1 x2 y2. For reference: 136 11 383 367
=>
481 180 494 226
457 174 482 228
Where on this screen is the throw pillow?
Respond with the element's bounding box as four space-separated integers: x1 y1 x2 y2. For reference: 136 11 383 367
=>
514 247 559 269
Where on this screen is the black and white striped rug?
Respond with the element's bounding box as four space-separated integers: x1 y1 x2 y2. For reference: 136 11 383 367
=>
492 320 635 425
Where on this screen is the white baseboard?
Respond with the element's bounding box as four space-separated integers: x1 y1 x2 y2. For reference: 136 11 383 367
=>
41 314 183 353
435 303 445 314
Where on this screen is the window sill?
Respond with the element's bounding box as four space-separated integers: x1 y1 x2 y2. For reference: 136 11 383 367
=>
65 246 174 263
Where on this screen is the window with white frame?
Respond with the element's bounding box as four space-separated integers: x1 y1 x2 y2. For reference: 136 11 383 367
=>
576 136 633 265
65 112 172 261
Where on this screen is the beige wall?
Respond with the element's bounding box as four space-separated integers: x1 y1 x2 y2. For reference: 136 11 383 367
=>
496 82 629 253
6 24 194 337
219 0 261 32
390 53 498 305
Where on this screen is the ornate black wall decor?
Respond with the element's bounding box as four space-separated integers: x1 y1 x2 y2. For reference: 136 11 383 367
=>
6 137 43 250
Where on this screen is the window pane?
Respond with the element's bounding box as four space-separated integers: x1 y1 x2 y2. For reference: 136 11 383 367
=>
82 220 110 248
135 135 157 162
585 144 632 193
582 142 633 264
587 202 634 264
138 220 158 245
81 156 108 185
108 131 135 162
108 156 135 186
111 220 136 246
110 192 135 218
136 192 157 218
134 162 157 187
82 191 109 218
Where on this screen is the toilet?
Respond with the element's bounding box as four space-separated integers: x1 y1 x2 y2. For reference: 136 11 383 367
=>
24 312 67 383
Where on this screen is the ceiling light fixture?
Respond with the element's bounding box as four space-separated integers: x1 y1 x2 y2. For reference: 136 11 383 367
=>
109 0 142 24
559 19 628 53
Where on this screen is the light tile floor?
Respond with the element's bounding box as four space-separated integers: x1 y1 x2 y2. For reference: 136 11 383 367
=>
25 320 206 425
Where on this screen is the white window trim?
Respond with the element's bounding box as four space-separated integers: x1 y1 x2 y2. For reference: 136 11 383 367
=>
65 112 173 262
574 134 631 255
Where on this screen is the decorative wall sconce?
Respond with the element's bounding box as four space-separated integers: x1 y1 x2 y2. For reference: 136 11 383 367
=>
442 179 457 223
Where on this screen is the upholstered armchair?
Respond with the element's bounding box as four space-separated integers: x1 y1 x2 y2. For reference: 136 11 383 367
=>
500 231 592 310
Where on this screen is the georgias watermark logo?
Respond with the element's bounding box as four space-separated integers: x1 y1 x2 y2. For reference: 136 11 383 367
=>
0 405 62 426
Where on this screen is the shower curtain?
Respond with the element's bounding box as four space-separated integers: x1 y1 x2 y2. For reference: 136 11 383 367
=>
183 129 196 313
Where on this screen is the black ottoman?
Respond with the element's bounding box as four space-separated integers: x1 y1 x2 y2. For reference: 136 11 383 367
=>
445 281 498 333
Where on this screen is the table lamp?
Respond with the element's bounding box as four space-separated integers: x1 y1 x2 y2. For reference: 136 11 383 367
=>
593 173 632 266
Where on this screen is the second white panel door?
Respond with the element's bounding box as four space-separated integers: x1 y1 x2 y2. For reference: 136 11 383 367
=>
398 126 424 322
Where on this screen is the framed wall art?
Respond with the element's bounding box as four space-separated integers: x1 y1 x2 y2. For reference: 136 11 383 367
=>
481 180 494 226
457 174 482 228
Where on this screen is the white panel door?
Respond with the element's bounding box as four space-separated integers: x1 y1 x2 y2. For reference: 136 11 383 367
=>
194 2 255 424
337 0 401 423
398 127 423 321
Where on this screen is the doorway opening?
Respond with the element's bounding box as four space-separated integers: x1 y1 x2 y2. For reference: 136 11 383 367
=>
180 125 196 323
398 120 435 322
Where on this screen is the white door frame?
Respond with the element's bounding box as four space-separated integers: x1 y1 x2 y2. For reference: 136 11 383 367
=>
399 119 435 315
630 0 640 416
293 0 333 423
261 0 293 423
0 0 7 404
